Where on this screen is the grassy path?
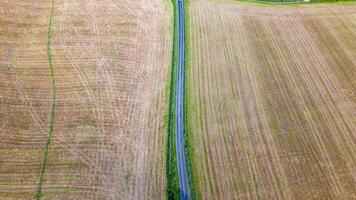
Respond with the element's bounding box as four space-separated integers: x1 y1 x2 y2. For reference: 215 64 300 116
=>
35 0 56 199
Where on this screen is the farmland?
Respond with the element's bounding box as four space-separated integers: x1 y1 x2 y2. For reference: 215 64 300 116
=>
187 0 356 199
0 0 172 199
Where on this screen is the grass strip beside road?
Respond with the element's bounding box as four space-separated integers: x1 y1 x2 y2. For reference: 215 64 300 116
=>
183 0 196 199
167 0 180 199
35 0 56 199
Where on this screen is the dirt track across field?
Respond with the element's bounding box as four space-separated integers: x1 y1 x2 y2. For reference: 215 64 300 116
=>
187 1 356 199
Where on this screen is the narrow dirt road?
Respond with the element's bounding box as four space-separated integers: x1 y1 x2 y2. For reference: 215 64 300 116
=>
176 0 190 199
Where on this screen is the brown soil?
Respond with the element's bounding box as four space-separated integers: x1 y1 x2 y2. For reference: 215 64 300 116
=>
188 1 356 199
0 0 172 199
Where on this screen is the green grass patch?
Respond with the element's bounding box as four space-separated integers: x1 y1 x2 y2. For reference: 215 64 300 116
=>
35 0 56 199
183 0 197 199
166 0 180 199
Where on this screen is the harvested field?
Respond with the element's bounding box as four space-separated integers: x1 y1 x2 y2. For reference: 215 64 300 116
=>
188 1 356 199
0 0 172 199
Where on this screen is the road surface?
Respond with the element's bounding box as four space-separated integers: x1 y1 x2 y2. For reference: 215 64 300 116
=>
176 0 190 199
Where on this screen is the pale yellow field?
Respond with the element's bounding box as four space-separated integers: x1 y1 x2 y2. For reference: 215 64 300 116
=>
0 0 172 199
188 1 356 199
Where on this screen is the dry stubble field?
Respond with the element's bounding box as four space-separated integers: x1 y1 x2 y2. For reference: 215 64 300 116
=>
0 0 172 199
188 0 356 199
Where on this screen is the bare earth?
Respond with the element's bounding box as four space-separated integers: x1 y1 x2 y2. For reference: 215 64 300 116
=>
188 1 356 199
0 0 172 199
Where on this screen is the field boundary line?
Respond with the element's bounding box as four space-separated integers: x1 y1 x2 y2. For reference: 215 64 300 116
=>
182 0 196 199
167 0 181 199
35 0 56 199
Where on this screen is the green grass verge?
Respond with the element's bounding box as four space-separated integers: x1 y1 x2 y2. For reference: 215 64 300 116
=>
35 0 56 199
183 0 197 199
167 0 180 199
